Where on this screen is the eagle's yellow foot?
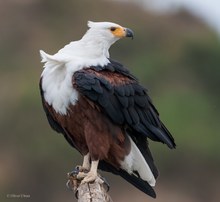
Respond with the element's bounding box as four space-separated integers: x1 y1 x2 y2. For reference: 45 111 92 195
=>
76 171 88 180
81 171 97 184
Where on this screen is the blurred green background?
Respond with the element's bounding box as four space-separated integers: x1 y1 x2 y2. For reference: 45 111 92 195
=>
0 0 220 202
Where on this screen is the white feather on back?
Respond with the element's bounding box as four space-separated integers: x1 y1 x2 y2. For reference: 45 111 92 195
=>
40 51 78 115
120 136 156 187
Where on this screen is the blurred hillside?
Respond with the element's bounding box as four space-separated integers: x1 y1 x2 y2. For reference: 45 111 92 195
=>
0 0 220 202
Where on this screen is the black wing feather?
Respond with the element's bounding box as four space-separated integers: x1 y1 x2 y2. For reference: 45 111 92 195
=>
116 95 129 108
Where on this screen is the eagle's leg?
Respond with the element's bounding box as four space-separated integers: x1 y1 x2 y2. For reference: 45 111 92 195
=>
76 153 90 172
81 160 99 184
82 153 90 171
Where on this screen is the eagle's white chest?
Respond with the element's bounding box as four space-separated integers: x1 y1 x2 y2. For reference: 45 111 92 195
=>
41 64 79 115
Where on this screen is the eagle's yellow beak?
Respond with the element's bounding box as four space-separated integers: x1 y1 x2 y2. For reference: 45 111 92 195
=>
111 27 134 39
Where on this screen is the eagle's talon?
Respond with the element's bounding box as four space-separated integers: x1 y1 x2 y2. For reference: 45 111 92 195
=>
68 168 80 177
75 165 89 173
100 176 110 192
75 190 79 199
66 180 71 190
75 165 83 172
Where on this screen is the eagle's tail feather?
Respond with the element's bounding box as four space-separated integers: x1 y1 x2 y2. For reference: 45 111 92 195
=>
120 136 156 186
98 161 156 198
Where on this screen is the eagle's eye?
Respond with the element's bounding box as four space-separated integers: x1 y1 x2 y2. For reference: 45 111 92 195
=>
110 27 117 32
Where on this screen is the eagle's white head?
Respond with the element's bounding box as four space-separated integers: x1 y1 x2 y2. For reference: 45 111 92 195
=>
85 21 133 43
80 21 134 58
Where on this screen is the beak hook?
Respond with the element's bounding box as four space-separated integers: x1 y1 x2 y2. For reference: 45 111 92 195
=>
125 28 134 40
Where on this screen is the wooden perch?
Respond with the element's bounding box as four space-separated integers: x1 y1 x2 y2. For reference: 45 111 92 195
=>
67 170 113 202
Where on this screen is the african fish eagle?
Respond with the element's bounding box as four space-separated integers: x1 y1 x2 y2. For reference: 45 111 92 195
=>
39 21 175 198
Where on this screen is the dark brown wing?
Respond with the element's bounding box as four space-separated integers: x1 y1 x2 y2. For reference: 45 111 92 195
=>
73 59 176 148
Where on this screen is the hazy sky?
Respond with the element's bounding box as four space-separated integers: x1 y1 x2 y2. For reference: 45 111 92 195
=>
111 0 220 35
145 0 220 34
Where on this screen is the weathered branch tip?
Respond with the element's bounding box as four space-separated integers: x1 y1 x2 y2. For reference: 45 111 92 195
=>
67 170 113 202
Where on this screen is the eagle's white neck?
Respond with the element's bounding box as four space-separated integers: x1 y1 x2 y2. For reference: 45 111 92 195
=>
80 28 118 58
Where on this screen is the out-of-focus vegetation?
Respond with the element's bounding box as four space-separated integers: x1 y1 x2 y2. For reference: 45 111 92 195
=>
0 1 220 202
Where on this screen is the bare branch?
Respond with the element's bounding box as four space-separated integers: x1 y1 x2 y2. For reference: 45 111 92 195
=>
67 172 113 202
